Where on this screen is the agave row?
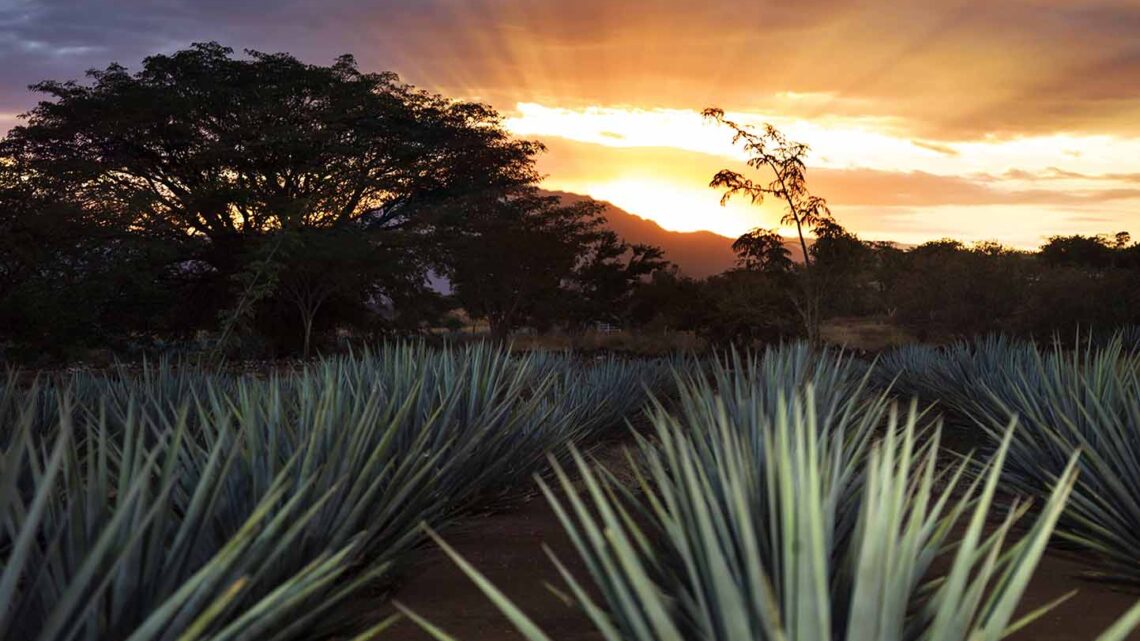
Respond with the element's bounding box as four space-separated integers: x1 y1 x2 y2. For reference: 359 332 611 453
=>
0 342 667 641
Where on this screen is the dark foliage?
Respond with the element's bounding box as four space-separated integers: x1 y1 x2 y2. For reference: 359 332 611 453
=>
0 44 665 359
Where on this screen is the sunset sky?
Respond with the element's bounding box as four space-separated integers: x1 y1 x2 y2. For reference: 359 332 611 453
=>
3 0 1140 247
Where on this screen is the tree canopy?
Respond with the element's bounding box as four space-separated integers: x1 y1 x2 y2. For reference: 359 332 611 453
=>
447 190 667 340
0 44 670 358
3 43 539 244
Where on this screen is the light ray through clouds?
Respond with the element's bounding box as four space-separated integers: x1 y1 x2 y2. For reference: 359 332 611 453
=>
3 0 1140 246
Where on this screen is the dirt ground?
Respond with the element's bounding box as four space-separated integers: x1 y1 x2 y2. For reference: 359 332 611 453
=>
381 466 1140 641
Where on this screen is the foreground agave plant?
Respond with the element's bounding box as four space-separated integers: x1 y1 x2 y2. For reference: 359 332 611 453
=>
410 351 1140 641
0 343 665 641
0 407 375 641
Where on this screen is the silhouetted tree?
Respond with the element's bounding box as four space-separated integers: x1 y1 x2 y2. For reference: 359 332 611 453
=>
703 109 835 341
1 43 540 354
696 270 802 345
702 109 831 268
6 43 536 241
447 191 665 341
810 219 875 317
866 241 907 317
888 240 1030 339
273 230 386 357
627 268 704 332
0 161 173 356
563 233 668 330
731 227 792 273
1039 234 1115 269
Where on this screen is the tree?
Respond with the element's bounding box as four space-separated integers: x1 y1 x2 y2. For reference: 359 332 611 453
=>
1039 234 1114 269
627 268 704 332
810 219 873 317
5 43 537 243
272 230 386 358
448 190 667 341
448 191 598 341
703 109 835 342
0 161 174 356
731 227 792 273
1108 231 1131 250
702 109 831 269
888 240 1029 338
695 270 802 345
563 232 668 330
866 241 907 317
1 43 540 353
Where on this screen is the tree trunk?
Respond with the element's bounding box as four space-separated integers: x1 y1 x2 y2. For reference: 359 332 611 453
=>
794 274 822 345
302 311 314 359
488 316 511 344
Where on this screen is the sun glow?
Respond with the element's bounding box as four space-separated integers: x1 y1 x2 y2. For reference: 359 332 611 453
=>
505 102 1140 246
566 178 784 238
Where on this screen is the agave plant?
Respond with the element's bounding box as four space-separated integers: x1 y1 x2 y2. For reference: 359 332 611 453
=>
0 394 369 641
878 332 1140 582
410 348 1140 641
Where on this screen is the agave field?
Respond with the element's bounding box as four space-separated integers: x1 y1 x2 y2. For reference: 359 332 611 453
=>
5 338 1140 641
0 343 669 640
404 339 1140 641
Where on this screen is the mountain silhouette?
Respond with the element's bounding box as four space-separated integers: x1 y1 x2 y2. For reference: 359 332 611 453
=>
545 190 805 278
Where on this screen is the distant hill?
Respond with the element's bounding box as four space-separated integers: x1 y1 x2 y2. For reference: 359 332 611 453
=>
546 190 805 278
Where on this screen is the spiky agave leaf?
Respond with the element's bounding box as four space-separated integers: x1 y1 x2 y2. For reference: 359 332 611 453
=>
0 392 363 641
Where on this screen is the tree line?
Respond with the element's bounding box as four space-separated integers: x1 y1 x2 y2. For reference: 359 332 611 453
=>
626 108 1140 347
630 229 1140 345
1 43 1136 362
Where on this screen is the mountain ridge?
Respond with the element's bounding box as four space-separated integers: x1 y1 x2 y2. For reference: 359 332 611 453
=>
546 190 806 278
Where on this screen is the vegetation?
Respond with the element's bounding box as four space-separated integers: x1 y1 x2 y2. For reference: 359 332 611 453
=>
1 45 1137 359
877 332 1140 582
623 232 1140 348
0 44 668 360
3 42 1140 641
703 108 834 343
414 344 1140 641
447 191 666 341
0 343 667 640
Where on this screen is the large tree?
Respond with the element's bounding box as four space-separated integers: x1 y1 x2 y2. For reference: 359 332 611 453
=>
3 43 537 243
0 43 540 352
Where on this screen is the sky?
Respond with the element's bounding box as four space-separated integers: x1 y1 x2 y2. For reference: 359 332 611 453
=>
2 0 1140 247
